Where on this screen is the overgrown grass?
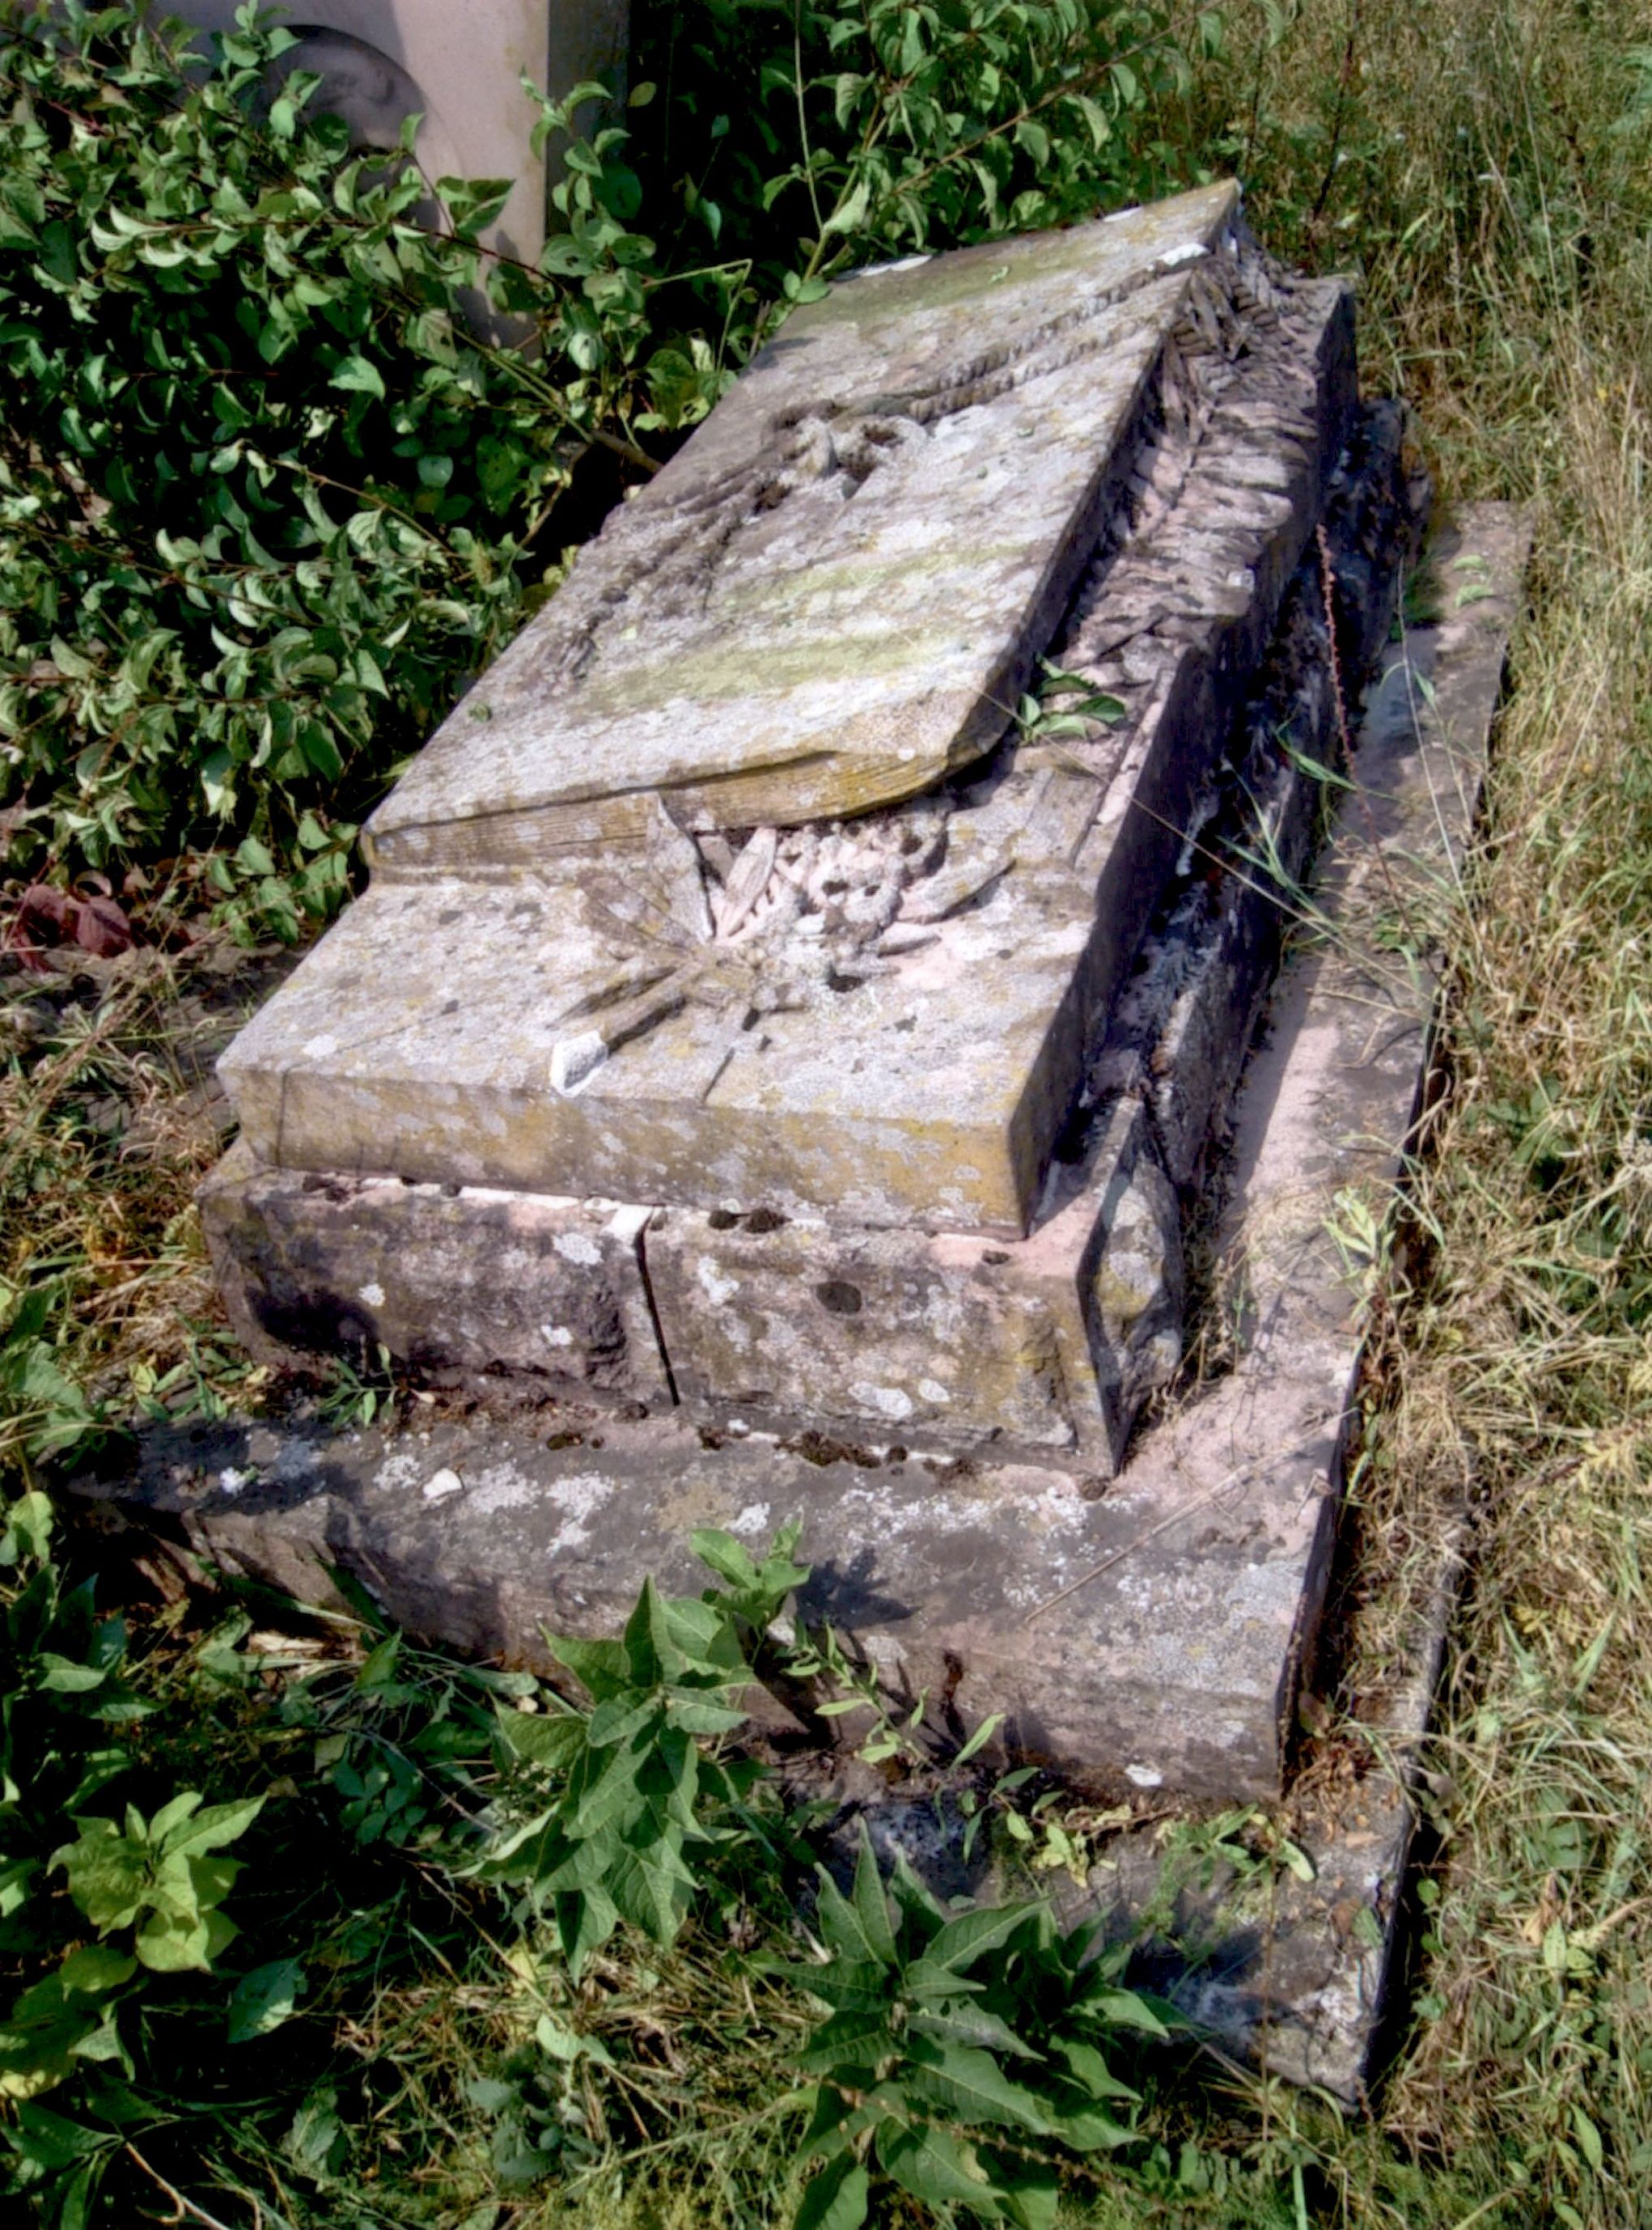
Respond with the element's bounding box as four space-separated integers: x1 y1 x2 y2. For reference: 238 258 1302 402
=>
7 0 1652 2224
1180 1 1652 2224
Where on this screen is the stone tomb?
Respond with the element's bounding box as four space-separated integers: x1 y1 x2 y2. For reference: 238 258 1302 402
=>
212 182 1365 1461
198 184 1514 1825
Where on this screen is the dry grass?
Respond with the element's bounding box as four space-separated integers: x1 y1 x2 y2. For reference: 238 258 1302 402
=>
1168 2 1652 2223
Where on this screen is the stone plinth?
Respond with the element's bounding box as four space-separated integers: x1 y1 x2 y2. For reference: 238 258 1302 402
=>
645 1099 1180 1466
200 1143 671 1405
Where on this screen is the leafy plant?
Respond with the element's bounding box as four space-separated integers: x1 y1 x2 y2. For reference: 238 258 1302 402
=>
1015 659 1129 747
481 1526 807 1974
0 4 733 930
775 1830 1171 2230
634 0 1218 297
0 1487 259 2218
278 1602 525 1854
51 1787 261 1974
0 1283 104 1470
782 1613 935 1769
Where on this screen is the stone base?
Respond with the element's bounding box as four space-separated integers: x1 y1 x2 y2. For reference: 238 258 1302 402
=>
91 503 1527 1804
645 1096 1180 1468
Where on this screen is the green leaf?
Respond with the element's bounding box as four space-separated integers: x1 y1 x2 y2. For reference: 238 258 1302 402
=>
587 1695 660 1749
909 2000 1040 2059
228 1958 306 2042
820 178 871 239
162 1794 264 1857
1080 1986 1171 2040
535 2010 613 2067
545 1631 630 1702
995 2156 1060 2230
952 1711 1006 1766
794 2007 900 2076
496 1702 586 1770
767 1954 891 2014
135 1905 235 1974
794 2152 870 2230
815 1870 887 1971
330 354 386 401
877 2119 1003 2213
606 1833 693 1947
557 1882 619 1978
57 1948 136 1998
914 1898 1042 1979
1573 2105 1605 2173
903 2037 1052 2133
1040 2094 1136 2151
1052 2038 1137 2102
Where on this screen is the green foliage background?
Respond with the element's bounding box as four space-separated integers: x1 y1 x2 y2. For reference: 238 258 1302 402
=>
0 0 1205 935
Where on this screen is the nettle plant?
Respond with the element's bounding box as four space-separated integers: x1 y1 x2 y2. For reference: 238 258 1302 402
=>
485 1526 811 1974
777 1832 1171 2230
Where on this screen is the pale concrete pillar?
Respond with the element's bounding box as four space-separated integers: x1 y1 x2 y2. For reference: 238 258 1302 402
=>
167 1 629 271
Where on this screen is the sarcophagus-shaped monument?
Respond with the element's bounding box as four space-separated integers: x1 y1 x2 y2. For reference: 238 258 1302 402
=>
211 184 1360 1454
200 182 1526 1803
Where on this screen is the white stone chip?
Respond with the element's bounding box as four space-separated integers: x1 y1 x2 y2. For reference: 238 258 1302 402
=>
550 1029 608 1096
422 1468 464 1502
854 1384 915 1422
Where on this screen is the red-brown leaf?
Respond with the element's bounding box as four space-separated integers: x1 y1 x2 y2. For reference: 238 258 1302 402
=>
74 894 134 956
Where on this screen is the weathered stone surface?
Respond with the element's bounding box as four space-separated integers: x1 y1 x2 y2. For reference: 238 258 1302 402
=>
218 202 1356 1234
1094 399 1426 1185
200 1140 671 1404
128 502 1526 1804
645 1097 1180 1467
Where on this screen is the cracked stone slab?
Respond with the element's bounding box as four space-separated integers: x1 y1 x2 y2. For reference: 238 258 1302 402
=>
105 502 1527 1801
218 200 1356 1234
